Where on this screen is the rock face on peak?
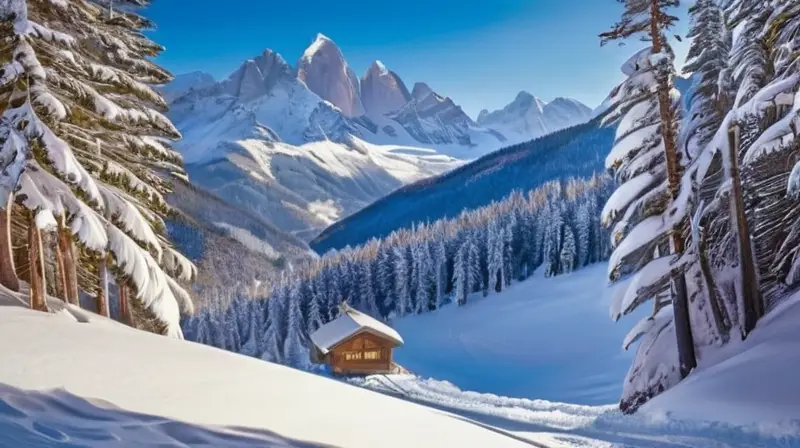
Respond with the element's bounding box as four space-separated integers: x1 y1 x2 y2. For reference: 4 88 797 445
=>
387 83 506 151
296 34 364 117
221 49 294 101
477 92 592 145
411 82 435 101
360 60 412 116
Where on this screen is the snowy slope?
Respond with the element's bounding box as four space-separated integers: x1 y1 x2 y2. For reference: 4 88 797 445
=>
643 291 800 431
352 264 800 446
183 137 458 240
358 374 798 447
477 92 593 146
0 290 534 448
390 264 642 405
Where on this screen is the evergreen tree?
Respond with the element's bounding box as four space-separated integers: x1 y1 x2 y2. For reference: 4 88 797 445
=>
0 0 194 335
453 241 468 306
600 0 697 413
681 0 731 156
261 286 285 363
393 246 410 316
376 245 395 317
560 226 577 274
284 286 309 369
357 261 379 317
433 239 447 309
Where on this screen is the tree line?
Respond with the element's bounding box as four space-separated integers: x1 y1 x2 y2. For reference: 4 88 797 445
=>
182 174 614 367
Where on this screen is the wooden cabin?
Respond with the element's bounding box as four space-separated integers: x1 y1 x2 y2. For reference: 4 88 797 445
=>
310 304 404 376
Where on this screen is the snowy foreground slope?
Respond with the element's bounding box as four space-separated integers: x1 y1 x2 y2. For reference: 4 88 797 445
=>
353 264 800 446
2 268 800 448
0 289 531 448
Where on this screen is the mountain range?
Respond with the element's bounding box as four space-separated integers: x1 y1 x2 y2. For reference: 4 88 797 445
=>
164 34 594 241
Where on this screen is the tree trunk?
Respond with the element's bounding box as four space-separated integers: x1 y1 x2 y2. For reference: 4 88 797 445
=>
54 220 68 303
57 217 80 306
0 196 20 292
119 281 130 325
28 212 47 311
728 126 763 336
96 255 109 317
650 0 697 378
698 227 730 338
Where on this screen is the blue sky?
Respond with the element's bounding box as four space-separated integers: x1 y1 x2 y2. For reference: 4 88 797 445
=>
146 0 688 117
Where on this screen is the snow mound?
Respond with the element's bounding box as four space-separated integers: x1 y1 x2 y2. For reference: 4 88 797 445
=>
643 291 800 436
0 289 534 448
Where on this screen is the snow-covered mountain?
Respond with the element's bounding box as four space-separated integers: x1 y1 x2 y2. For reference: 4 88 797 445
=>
360 60 412 116
165 34 598 239
167 48 459 239
384 81 508 155
477 92 593 145
296 33 364 118
158 71 215 102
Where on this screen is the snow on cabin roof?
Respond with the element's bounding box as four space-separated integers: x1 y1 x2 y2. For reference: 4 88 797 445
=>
310 307 403 354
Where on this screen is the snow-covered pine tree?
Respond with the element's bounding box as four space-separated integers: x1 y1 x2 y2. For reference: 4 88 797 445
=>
0 0 194 336
433 239 447 309
307 279 324 333
241 299 265 357
414 240 432 313
677 0 736 344
392 246 410 317
376 244 395 318
560 225 577 274
466 230 481 296
452 240 468 306
261 285 286 363
576 202 592 268
600 0 697 413
284 284 309 369
735 0 800 316
357 260 378 317
681 0 730 156
487 219 502 292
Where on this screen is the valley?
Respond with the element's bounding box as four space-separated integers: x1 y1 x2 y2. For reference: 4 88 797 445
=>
1 0 799 447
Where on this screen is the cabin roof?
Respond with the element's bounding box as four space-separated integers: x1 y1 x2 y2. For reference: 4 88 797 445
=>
310 307 404 355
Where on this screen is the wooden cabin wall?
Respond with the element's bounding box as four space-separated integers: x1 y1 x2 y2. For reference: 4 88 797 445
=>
329 332 395 375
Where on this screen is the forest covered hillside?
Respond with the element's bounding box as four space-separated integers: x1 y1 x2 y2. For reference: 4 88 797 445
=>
312 119 614 254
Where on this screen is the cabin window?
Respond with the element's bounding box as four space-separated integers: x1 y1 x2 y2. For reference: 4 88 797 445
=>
344 352 363 361
343 350 382 361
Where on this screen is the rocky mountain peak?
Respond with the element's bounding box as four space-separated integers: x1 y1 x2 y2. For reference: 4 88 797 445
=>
360 60 412 116
296 34 364 117
411 82 435 101
222 49 294 101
